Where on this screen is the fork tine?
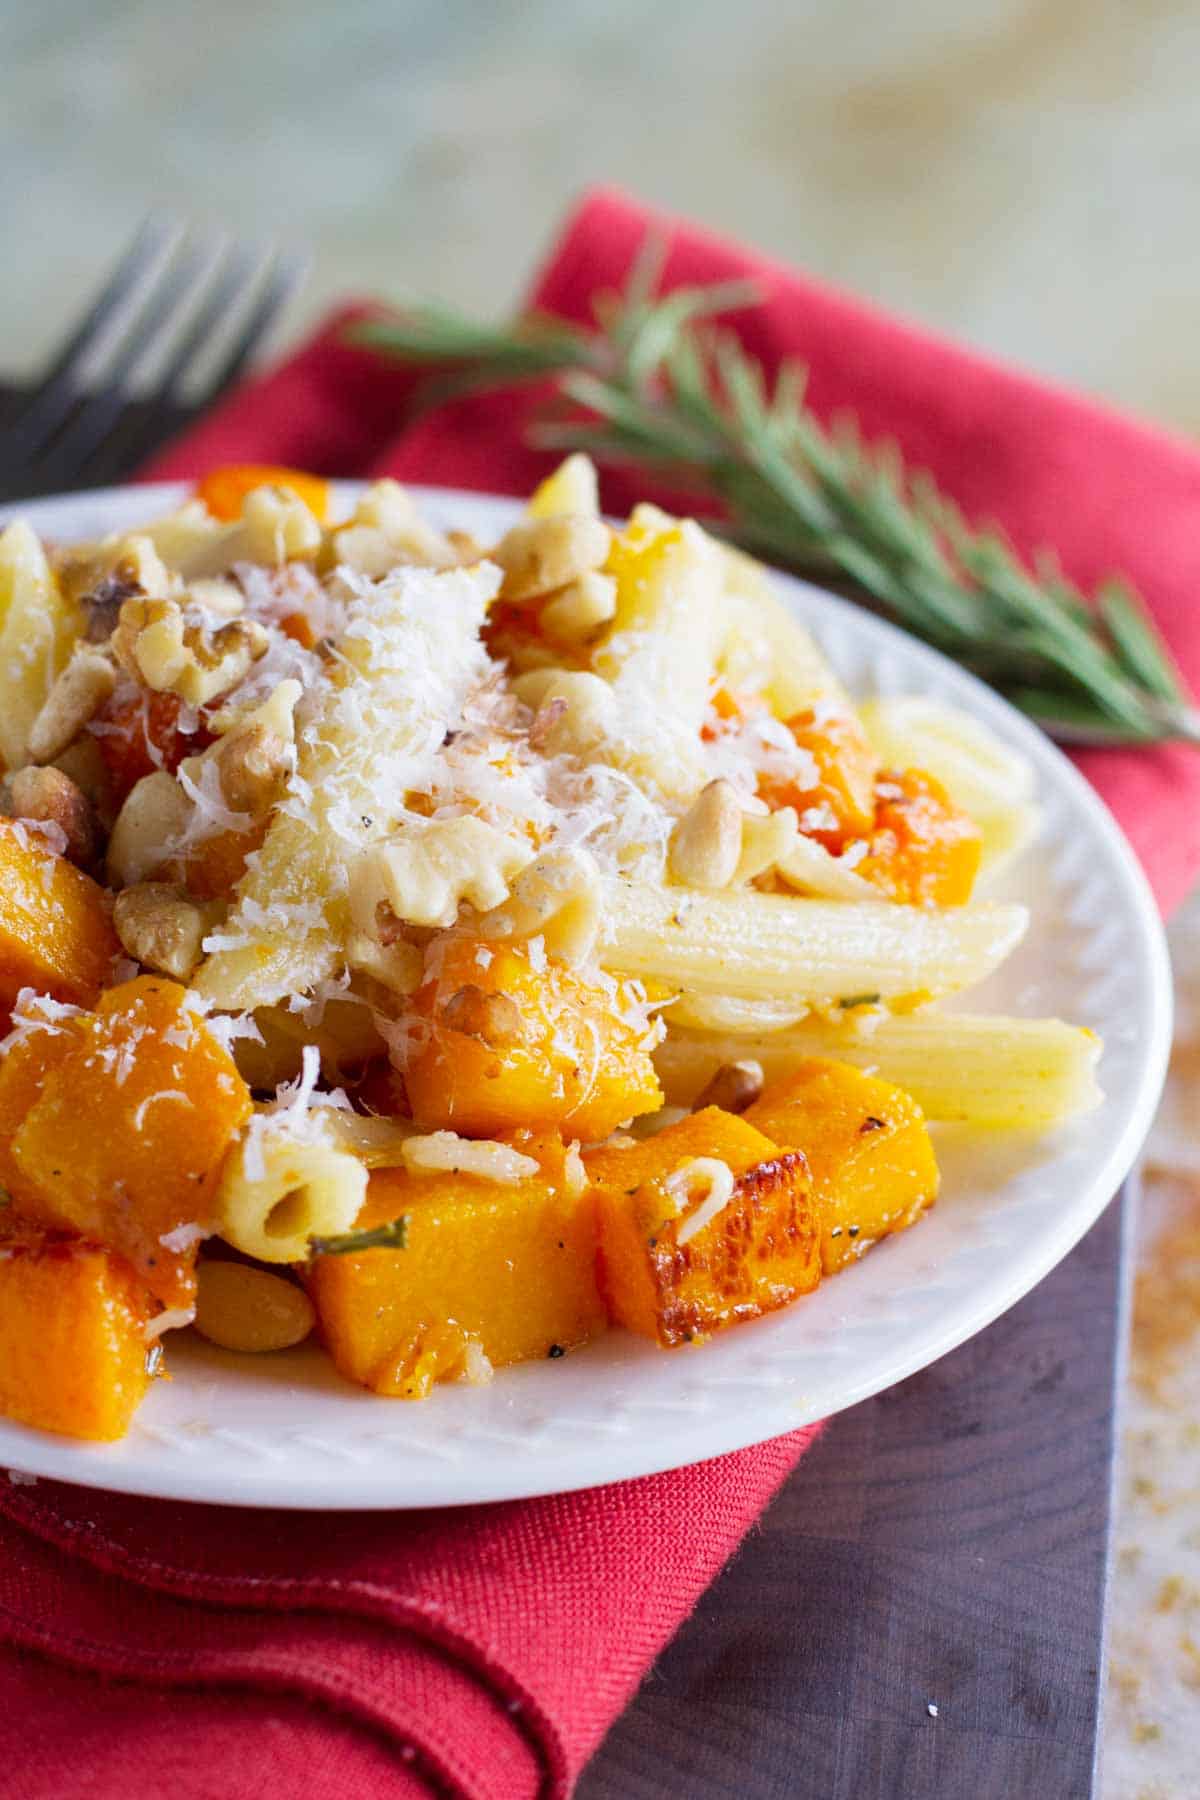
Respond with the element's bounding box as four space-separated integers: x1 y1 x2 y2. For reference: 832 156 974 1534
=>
83 239 262 482
196 245 309 404
29 233 214 490
1 218 176 469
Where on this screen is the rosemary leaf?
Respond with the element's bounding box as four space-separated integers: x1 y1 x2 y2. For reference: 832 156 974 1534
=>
357 263 1199 747
1099 580 1188 703
308 1214 410 1258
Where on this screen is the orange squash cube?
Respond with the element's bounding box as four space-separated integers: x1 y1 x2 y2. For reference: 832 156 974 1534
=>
0 1005 88 1215
0 818 118 1007
195 464 330 523
857 769 982 907
0 1220 155 1440
405 938 662 1141
92 687 206 805
172 816 269 902
309 1135 605 1397
760 706 879 846
744 1059 939 1274
0 976 252 1310
587 1107 820 1347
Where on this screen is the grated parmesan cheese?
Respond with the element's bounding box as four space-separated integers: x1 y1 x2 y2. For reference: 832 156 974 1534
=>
132 1089 193 1130
666 1157 738 1245
158 1220 210 1254
0 990 84 1058
400 1131 540 1185
144 1306 196 1341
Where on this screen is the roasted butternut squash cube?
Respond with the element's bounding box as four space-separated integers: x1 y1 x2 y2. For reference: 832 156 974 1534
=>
405 938 662 1141
858 769 982 908
0 976 252 1309
309 1135 605 1398
744 1058 939 1274
0 1004 88 1215
195 463 330 523
0 1220 155 1440
767 704 880 844
0 818 118 1006
587 1107 820 1347
93 687 205 805
172 816 268 902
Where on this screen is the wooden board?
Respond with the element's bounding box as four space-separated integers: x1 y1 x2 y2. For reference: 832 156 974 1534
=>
579 1185 1131 1800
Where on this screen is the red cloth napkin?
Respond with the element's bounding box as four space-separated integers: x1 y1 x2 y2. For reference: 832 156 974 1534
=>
3 186 1199 1799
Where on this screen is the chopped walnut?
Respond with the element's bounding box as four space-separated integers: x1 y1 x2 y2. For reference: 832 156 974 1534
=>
113 882 212 981
211 721 290 815
440 984 524 1048
81 571 141 642
58 533 170 621
6 765 99 867
27 645 116 764
693 1059 765 1115
113 595 268 705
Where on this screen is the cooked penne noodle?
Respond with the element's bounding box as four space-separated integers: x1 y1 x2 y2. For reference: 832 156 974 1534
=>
0 520 78 769
717 546 850 717
655 1009 1102 1128
600 882 1028 1006
667 992 812 1033
215 1119 368 1264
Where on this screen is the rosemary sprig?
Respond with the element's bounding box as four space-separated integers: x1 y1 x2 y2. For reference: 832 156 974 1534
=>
308 1214 409 1257
353 260 1199 747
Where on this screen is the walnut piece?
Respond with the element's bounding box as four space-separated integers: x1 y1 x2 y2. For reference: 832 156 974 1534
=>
6 765 99 867
113 596 268 705
113 882 211 981
692 1059 765 1115
27 646 116 764
211 721 290 815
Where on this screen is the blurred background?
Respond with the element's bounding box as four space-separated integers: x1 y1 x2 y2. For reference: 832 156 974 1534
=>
4 3 1200 1791
5 0 1200 433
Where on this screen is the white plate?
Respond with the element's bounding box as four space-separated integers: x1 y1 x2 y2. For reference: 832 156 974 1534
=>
0 482 1172 1509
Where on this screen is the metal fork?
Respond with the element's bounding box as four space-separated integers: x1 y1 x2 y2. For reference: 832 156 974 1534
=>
0 220 308 502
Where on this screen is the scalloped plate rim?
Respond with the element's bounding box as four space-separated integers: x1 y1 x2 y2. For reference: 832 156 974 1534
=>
0 480 1172 1509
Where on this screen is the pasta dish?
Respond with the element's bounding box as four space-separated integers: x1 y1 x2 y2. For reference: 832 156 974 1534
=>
0 458 1102 1441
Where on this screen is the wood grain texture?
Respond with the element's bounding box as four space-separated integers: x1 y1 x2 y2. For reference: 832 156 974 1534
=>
579 1186 1131 1800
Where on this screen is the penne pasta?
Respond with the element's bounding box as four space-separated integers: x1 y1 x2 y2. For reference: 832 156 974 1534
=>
655 1009 1102 1128
214 1117 368 1264
600 881 1028 1006
0 520 79 769
716 544 849 717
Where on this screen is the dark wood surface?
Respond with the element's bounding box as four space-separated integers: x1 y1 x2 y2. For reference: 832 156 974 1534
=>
579 1185 1132 1800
